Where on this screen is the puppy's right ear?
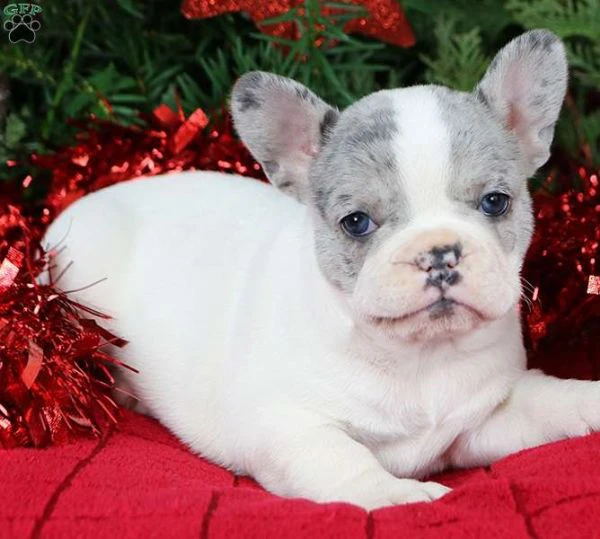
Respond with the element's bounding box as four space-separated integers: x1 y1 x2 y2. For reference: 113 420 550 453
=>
474 30 568 176
231 72 339 204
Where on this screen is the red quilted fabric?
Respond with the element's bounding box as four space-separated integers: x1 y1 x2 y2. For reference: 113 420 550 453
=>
3 411 600 538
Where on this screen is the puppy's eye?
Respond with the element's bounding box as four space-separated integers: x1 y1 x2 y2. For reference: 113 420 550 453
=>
340 212 378 238
479 192 511 217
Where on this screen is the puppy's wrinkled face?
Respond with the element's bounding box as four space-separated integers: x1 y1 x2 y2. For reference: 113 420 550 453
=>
310 87 532 341
232 30 568 342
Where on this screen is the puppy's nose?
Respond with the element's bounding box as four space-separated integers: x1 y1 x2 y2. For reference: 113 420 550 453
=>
415 243 462 289
416 244 461 271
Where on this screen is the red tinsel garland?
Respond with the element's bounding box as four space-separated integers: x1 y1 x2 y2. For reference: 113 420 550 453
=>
0 104 599 447
36 107 265 218
0 206 128 447
524 169 600 379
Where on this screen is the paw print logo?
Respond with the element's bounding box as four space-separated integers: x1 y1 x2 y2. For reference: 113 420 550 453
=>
4 13 41 44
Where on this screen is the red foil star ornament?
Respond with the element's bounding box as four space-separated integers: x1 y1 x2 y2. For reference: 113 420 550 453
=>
181 0 415 48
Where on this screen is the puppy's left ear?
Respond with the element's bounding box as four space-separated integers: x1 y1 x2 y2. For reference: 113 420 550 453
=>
231 71 339 204
475 30 568 175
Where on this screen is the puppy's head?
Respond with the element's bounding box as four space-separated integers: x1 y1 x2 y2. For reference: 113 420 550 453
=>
231 30 567 343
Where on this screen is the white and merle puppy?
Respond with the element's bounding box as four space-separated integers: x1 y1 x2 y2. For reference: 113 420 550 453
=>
44 30 598 510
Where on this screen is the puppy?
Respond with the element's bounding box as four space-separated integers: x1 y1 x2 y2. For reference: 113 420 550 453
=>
43 30 596 511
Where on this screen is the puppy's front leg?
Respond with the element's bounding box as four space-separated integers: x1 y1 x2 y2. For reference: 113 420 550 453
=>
450 370 600 468
251 422 450 510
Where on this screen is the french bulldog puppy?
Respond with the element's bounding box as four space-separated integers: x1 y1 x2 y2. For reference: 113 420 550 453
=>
43 30 596 511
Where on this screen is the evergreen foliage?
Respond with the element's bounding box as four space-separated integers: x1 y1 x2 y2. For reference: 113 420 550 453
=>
0 0 598 187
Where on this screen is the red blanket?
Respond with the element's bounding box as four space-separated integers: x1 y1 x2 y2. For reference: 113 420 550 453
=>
3 411 600 538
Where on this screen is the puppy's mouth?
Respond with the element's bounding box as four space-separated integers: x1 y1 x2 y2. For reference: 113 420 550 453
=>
369 298 485 326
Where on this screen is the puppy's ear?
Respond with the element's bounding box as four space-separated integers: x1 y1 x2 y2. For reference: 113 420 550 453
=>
231 71 339 203
475 30 568 175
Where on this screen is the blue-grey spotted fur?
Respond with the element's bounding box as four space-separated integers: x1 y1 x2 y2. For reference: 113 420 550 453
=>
309 91 407 292
431 86 534 257
234 71 265 112
231 71 338 201
230 30 567 293
475 29 567 172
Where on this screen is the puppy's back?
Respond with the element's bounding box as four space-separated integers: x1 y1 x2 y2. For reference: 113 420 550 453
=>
41 171 305 423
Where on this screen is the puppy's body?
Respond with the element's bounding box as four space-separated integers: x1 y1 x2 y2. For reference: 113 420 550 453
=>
46 170 524 506
43 31 600 510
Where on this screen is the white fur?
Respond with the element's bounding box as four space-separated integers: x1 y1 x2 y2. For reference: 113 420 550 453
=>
391 86 453 217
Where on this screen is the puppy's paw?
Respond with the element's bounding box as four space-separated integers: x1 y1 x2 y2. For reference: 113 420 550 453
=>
379 478 451 508
348 478 451 511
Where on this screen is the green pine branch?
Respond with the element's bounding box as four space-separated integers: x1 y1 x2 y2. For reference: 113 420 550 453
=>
507 0 599 40
420 17 489 91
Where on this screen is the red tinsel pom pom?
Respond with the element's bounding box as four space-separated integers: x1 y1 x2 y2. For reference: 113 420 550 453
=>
0 205 129 447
